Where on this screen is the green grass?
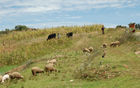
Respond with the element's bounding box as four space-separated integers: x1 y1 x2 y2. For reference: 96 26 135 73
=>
0 25 140 88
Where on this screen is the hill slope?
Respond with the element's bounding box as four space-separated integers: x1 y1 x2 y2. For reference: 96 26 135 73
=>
0 25 140 88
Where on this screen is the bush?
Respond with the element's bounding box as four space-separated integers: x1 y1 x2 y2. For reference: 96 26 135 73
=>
15 25 29 31
116 30 137 44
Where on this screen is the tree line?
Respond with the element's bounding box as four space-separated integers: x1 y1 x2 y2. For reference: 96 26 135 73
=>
135 24 140 29
0 25 37 35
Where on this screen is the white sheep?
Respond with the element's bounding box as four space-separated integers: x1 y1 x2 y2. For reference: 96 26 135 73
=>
47 59 57 64
1 74 10 83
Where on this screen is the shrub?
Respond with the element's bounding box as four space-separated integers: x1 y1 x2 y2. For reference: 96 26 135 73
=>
15 25 29 31
116 30 137 44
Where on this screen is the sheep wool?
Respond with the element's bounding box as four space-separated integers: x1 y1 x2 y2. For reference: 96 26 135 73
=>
44 64 57 72
47 59 57 64
10 72 24 79
88 47 94 52
2 74 10 83
31 67 44 76
83 48 90 53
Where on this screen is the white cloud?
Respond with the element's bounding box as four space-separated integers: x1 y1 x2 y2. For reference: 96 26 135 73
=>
0 0 138 15
0 0 139 29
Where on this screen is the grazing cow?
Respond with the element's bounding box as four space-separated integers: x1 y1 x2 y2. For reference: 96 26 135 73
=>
66 32 73 38
47 33 56 40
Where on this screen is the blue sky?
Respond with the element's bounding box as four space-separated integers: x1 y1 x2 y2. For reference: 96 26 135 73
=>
0 0 140 30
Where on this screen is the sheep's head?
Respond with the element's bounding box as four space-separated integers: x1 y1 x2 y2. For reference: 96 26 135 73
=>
21 76 24 79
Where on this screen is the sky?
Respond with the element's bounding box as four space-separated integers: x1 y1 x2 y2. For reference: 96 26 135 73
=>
0 0 140 30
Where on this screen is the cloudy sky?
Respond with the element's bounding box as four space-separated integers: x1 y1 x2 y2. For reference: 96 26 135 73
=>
0 0 140 30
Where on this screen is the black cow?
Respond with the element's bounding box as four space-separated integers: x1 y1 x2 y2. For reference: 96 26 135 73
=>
66 32 73 38
47 33 56 40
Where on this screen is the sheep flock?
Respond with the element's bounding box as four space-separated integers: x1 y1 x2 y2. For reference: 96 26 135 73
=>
0 59 57 83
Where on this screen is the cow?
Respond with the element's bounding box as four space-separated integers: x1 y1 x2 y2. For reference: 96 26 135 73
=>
66 32 73 38
47 33 56 40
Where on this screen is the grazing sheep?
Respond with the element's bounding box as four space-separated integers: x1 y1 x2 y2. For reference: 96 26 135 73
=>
110 41 120 47
44 64 57 72
114 41 120 46
0 75 2 82
135 51 140 55
1 74 10 83
103 43 107 48
31 67 44 76
110 42 115 47
9 72 23 79
88 47 94 52
83 48 90 53
47 59 57 64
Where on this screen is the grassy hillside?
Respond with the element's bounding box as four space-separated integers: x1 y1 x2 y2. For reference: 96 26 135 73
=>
0 25 140 88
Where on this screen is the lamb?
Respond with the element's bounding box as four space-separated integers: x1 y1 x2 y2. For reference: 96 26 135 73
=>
0 75 2 82
9 72 24 79
1 74 10 83
88 47 94 52
47 59 57 64
31 67 44 76
83 48 90 53
44 64 57 73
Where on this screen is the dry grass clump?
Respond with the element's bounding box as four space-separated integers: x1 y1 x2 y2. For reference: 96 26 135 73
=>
116 30 137 44
75 64 121 81
74 50 121 81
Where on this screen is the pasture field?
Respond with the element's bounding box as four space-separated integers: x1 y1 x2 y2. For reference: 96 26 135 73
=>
0 25 140 88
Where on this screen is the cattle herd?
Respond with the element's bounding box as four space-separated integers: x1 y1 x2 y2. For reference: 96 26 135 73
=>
0 30 121 84
47 32 73 40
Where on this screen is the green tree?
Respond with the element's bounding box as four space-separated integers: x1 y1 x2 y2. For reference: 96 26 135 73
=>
5 28 10 34
15 25 28 31
135 24 140 29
